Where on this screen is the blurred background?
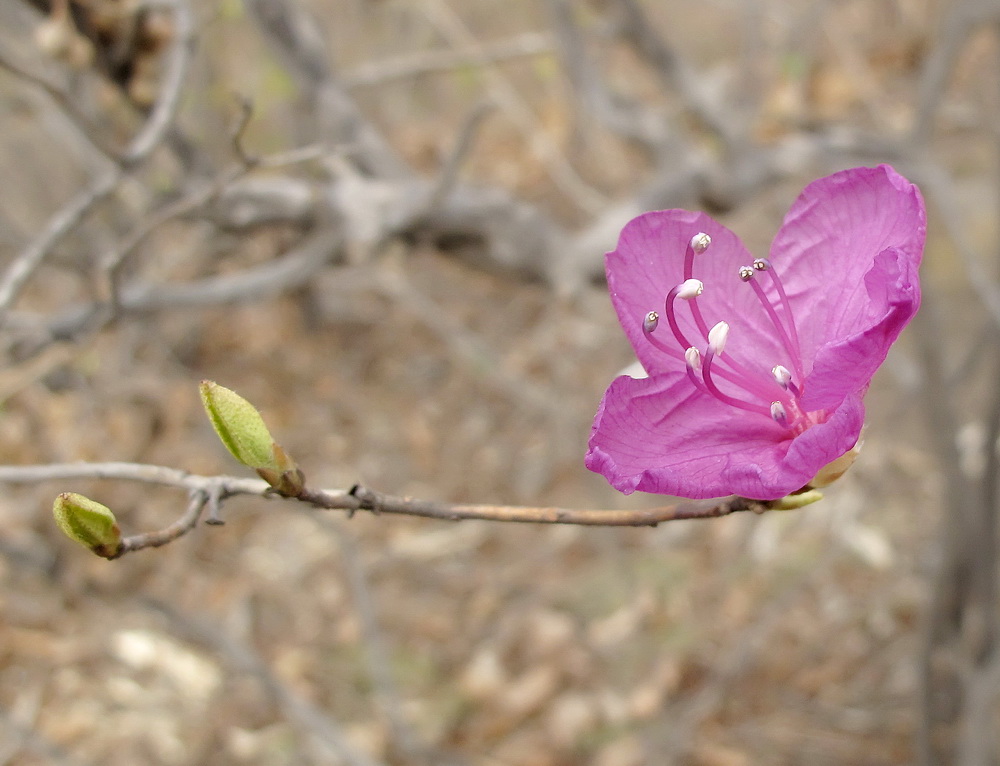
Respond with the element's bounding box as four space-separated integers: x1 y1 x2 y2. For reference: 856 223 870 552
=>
0 0 996 763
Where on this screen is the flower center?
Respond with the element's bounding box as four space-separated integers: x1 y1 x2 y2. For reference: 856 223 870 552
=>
641 233 811 430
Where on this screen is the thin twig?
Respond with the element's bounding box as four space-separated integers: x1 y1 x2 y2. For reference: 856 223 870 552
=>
343 32 554 89
543 0 663 151
114 490 209 557
0 48 119 160
613 0 741 151
323 520 428 761
0 459 776 558
421 0 607 214
0 0 195 324
419 101 495 217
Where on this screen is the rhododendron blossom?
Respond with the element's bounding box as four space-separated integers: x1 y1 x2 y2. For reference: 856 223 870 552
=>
586 165 926 501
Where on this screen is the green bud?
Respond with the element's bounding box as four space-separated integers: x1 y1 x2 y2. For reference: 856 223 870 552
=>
200 380 280 469
199 381 303 496
52 492 122 558
769 489 824 511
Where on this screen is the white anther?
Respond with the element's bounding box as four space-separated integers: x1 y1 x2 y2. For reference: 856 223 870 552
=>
708 321 729 355
677 278 704 300
772 365 792 388
643 311 659 332
738 265 755 282
753 258 769 271
770 401 788 425
685 346 702 371
691 232 711 254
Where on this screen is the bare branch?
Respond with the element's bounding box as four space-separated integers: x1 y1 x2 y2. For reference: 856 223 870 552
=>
612 0 741 150
0 46 119 161
1 459 781 559
245 0 411 178
544 0 665 151
0 0 195 324
115 490 209 557
343 32 554 89
421 0 608 214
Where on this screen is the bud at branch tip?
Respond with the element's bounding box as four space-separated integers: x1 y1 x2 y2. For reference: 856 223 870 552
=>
52 492 122 558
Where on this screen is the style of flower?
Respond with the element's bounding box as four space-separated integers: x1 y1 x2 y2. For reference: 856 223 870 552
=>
585 165 926 501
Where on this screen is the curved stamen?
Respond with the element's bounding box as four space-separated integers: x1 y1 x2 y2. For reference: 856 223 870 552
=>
770 401 788 426
642 311 684 360
663 283 700 351
753 258 803 366
702 346 773 417
743 273 805 381
684 347 708 391
683 232 711 281
772 365 802 398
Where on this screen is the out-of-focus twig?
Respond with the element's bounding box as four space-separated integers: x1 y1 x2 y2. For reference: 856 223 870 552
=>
421 0 608 214
910 0 1000 146
0 0 195 325
147 598 388 766
343 32 554 89
544 0 664 152
0 48 118 160
324 521 426 762
245 0 411 178
613 0 741 150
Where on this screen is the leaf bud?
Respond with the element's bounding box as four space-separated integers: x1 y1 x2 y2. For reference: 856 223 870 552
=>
52 492 122 558
199 381 304 496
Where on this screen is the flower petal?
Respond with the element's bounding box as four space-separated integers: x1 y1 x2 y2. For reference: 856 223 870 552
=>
771 164 926 368
799 245 920 411
586 373 865 500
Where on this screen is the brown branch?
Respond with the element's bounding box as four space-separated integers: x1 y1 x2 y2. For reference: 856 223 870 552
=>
112 490 210 558
303 485 769 526
0 460 776 559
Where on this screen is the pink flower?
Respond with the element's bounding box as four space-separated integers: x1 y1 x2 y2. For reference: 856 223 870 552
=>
586 165 926 500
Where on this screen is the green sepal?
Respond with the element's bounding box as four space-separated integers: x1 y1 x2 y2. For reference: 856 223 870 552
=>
52 492 122 558
768 489 824 511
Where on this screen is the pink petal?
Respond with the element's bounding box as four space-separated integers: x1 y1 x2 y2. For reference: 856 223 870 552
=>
800 245 920 411
770 164 926 369
586 373 865 500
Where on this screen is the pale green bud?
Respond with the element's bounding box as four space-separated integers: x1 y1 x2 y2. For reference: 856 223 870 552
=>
199 381 304 496
200 380 280 469
52 492 122 558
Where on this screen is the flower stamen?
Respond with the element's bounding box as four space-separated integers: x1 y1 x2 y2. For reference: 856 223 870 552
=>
683 232 711 281
753 258 803 366
642 311 683 359
770 401 788 426
701 322 773 417
684 346 708 391
772 364 802 397
662 281 703 351
740 264 805 382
